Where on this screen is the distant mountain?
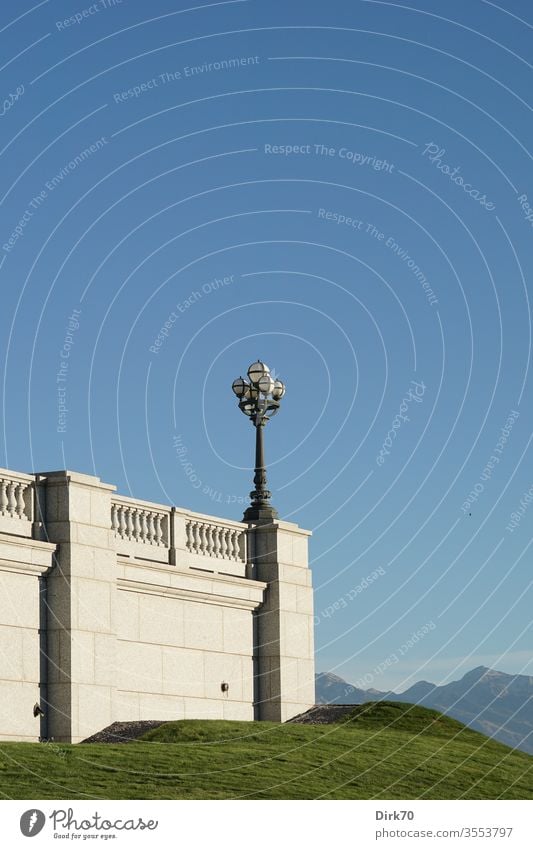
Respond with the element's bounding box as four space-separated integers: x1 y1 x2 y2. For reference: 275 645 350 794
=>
316 666 533 754
314 672 374 705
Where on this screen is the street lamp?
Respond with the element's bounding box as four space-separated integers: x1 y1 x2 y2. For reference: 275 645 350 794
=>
232 360 286 523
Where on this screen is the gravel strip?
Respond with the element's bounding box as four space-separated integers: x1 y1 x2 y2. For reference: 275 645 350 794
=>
288 705 359 724
80 720 167 744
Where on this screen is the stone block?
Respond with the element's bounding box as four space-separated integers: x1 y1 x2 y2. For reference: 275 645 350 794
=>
90 490 113 528
291 534 309 567
257 655 281 705
68 486 91 525
222 607 253 655
93 633 117 687
169 510 187 553
256 562 310 586
46 629 72 684
183 601 222 650
162 647 205 697
40 519 70 543
139 594 184 646
297 658 316 702
183 696 223 720
47 572 73 630
279 582 298 612
74 523 113 550
139 692 184 721
75 579 112 633
222 700 253 721
0 681 41 739
242 658 254 703
93 549 117 581
46 681 74 741
254 608 281 655
114 689 140 721
22 627 40 682
296 584 314 615
69 631 95 685
76 683 113 742
281 612 313 659
278 655 299 702
0 624 23 681
0 571 38 628
116 590 139 641
118 641 162 692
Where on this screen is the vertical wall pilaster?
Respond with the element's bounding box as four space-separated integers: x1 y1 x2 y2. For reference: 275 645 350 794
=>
41 471 117 743
250 520 315 722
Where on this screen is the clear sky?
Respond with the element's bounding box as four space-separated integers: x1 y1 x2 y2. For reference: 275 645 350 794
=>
1 0 532 691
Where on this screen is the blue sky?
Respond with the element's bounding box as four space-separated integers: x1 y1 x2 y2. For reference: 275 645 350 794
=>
1 0 532 690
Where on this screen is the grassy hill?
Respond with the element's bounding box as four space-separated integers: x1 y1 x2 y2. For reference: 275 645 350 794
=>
1 702 531 799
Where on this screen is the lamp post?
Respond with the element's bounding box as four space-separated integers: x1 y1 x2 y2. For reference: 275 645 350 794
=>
232 360 286 523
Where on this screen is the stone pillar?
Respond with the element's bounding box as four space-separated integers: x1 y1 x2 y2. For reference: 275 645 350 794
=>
250 520 315 722
39 470 117 743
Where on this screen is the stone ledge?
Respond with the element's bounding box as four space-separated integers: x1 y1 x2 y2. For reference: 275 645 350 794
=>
36 470 116 492
118 577 265 611
0 532 56 575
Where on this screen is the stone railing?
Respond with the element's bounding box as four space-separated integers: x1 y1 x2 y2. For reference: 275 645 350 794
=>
111 495 248 576
111 496 171 563
185 516 245 562
0 469 34 538
177 510 247 577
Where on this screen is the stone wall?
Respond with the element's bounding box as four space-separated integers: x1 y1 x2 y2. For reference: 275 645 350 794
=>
0 467 315 742
0 471 56 741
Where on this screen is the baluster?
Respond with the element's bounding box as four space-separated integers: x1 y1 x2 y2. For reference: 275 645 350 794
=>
147 512 156 544
231 530 239 560
161 515 168 546
139 511 148 543
111 504 118 535
7 482 16 517
154 514 163 546
0 480 7 516
133 509 142 542
213 527 221 557
185 520 192 552
118 507 126 539
194 522 202 553
15 484 26 519
199 523 207 555
122 507 129 540
206 524 215 556
219 528 227 559
126 508 134 540
238 532 245 562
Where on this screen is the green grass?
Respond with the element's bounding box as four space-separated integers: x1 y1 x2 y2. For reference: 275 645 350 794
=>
0 702 531 799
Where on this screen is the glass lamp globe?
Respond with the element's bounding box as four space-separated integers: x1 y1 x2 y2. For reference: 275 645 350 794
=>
258 374 275 396
247 360 270 386
232 377 250 398
272 379 286 400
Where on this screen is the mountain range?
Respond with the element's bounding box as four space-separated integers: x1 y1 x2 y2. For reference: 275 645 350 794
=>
315 666 533 754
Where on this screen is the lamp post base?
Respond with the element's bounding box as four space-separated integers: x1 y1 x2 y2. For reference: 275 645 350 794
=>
243 503 279 523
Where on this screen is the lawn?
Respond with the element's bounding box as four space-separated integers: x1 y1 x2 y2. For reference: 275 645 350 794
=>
0 702 531 799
